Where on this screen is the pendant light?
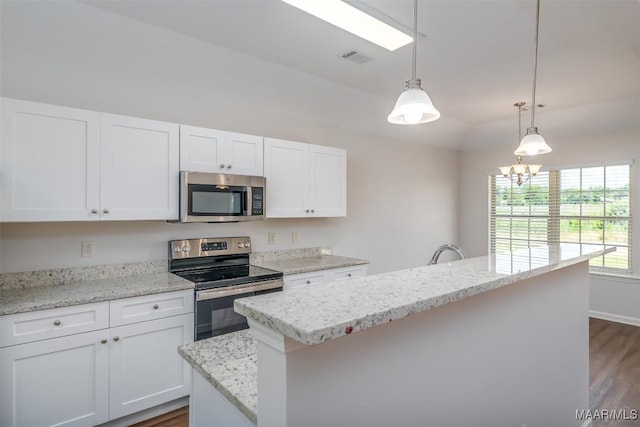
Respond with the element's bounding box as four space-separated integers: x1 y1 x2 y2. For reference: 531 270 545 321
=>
514 0 551 156
499 102 542 186
387 0 440 125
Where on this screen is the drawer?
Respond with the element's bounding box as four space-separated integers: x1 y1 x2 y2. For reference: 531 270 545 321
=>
283 272 326 291
110 289 194 327
0 302 109 347
329 265 368 281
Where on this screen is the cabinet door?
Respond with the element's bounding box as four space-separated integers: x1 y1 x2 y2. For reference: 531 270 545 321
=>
224 131 264 176
0 98 101 222
309 144 347 217
264 138 309 218
100 114 179 220
0 330 109 427
108 314 193 419
179 125 224 173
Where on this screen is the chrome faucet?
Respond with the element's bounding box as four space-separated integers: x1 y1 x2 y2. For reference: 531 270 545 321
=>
428 244 467 265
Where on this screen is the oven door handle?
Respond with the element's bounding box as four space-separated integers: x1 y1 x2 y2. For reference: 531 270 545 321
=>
196 279 283 301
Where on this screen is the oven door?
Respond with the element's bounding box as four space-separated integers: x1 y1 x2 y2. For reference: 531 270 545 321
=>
194 279 282 341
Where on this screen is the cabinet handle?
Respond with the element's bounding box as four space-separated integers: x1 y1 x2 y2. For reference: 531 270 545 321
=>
53 320 61 326
226 164 232 169
311 209 315 213
305 209 310 213
101 339 108 344
153 304 159 310
113 336 120 342
91 209 98 214
103 208 110 214
348 273 352 277
305 280 311 284
219 164 225 169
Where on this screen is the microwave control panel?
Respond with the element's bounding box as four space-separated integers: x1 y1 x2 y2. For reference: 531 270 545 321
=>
251 187 264 216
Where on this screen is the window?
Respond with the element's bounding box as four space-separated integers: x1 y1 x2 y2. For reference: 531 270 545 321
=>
490 164 632 274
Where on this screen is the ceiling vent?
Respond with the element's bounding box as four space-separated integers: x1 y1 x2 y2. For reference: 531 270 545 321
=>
340 50 372 65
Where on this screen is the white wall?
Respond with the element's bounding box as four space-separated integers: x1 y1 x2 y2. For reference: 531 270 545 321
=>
0 2 460 274
459 98 640 324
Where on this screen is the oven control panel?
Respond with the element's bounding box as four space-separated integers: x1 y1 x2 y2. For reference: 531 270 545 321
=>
201 241 227 252
169 236 251 259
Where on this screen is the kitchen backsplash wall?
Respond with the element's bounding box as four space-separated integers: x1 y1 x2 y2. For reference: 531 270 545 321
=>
0 126 460 276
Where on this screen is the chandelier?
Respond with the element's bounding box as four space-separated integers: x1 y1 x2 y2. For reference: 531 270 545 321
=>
499 102 542 186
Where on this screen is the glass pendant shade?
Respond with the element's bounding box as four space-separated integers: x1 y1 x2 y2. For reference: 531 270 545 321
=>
387 79 440 124
514 127 552 156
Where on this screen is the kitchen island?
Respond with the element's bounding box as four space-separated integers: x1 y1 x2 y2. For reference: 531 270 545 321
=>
184 244 612 427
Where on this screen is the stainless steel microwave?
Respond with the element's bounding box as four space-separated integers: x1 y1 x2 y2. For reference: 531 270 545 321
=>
179 172 265 222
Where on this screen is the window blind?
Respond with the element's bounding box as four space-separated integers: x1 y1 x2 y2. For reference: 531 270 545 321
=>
489 164 632 274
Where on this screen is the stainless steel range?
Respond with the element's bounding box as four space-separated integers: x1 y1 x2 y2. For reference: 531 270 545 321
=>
169 236 283 341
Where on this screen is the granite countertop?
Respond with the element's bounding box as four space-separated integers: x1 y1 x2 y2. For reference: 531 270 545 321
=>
179 330 257 424
236 244 615 346
0 262 194 316
250 247 369 275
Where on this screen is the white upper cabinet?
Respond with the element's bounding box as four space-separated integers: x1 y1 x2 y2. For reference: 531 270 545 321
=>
180 125 263 176
0 98 179 222
309 144 347 217
264 138 346 218
0 98 101 222
100 114 179 221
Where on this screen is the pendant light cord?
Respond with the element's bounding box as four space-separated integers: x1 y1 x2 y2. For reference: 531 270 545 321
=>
530 0 541 129
411 0 418 80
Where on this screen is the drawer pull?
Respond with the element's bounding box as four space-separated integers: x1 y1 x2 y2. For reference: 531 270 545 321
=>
101 339 108 344
113 336 120 342
153 304 159 310
53 320 61 326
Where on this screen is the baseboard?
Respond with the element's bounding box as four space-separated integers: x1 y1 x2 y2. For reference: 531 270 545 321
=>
97 396 189 427
589 310 640 327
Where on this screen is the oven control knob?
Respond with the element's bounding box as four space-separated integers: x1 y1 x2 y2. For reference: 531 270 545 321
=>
173 246 181 253
244 242 251 248
182 245 190 252
238 242 244 248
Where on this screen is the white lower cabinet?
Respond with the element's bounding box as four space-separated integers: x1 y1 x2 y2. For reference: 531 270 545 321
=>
0 290 194 427
109 314 192 419
283 265 368 291
0 330 110 427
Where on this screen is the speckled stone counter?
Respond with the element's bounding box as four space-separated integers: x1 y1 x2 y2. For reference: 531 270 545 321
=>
179 330 257 424
0 261 194 315
236 244 614 346
250 247 369 275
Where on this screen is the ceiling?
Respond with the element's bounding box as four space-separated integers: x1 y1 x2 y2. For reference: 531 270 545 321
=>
2 0 639 150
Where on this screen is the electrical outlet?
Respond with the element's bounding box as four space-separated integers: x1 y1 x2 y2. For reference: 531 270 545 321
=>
292 231 300 244
82 241 95 257
268 232 276 245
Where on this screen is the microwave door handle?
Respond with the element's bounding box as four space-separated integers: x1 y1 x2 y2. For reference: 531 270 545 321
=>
245 186 252 216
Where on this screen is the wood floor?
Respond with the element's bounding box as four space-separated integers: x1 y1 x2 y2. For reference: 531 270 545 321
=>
138 318 639 427
589 317 640 427
130 406 188 427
